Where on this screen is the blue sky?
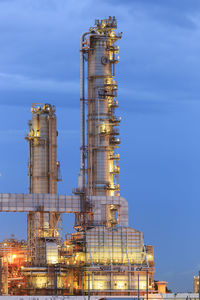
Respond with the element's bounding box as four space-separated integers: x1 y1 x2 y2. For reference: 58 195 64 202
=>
0 0 200 292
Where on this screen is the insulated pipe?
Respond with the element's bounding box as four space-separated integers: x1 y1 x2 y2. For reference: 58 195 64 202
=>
27 120 32 194
28 139 32 194
80 32 90 190
80 32 103 191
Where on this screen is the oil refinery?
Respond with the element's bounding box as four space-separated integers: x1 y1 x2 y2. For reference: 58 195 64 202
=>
0 17 156 296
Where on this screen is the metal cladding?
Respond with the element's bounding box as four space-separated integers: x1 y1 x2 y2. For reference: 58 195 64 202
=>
80 16 121 196
26 103 62 266
30 103 57 194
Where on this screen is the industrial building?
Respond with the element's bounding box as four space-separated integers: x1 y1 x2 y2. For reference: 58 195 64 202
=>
0 17 156 296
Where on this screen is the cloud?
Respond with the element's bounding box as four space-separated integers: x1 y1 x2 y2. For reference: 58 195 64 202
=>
105 0 200 29
0 0 200 115
0 129 25 143
0 72 79 93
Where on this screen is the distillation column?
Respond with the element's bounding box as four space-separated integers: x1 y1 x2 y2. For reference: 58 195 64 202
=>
26 103 61 266
75 18 155 296
81 17 122 196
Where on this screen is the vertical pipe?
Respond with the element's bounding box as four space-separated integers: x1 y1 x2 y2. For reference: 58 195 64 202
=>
28 140 31 194
0 257 2 295
28 120 32 194
146 270 148 300
88 272 90 300
198 271 200 300
80 32 90 190
80 35 85 190
5 258 8 295
138 272 140 300
49 115 52 194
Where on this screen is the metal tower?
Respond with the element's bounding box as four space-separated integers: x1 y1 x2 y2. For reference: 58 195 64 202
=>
79 16 122 196
26 103 62 266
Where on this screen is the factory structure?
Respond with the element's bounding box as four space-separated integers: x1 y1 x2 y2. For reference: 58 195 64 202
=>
0 17 156 296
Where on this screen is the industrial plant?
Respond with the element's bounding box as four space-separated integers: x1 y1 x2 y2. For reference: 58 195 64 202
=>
0 17 156 296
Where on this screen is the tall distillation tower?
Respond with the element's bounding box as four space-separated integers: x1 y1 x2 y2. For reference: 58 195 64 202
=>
80 16 121 197
70 16 155 295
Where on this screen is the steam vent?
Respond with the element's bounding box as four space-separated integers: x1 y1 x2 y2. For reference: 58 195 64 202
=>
0 17 155 296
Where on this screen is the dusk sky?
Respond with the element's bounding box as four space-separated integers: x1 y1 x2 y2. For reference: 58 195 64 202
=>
0 0 200 293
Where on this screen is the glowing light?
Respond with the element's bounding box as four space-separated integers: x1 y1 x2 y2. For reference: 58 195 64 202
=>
35 276 47 288
96 282 103 289
110 31 116 38
46 243 58 264
115 281 127 289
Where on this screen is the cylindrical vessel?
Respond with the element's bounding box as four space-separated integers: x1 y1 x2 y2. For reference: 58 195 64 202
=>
32 113 50 194
26 104 60 266
86 19 121 196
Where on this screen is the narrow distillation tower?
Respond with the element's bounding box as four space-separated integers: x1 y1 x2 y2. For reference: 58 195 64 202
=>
25 104 62 290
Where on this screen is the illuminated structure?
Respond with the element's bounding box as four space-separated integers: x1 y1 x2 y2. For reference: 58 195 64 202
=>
193 275 199 293
24 104 64 294
26 104 62 266
0 17 155 296
71 16 155 295
80 17 121 197
0 237 27 295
